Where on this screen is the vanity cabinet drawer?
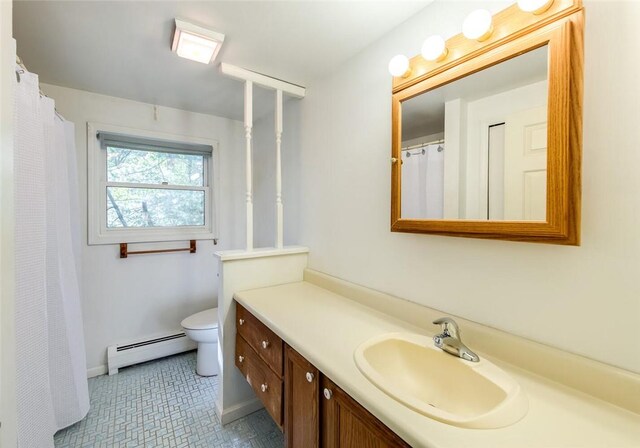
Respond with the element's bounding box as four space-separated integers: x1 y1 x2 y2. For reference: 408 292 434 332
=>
236 334 283 427
237 302 284 376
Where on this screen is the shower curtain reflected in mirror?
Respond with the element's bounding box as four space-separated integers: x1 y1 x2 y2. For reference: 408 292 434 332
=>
14 66 89 448
401 144 444 219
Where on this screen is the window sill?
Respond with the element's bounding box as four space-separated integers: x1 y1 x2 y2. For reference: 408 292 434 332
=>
88 227 216 246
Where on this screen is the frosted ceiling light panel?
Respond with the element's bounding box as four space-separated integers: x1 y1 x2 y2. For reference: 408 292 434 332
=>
172 19 225 64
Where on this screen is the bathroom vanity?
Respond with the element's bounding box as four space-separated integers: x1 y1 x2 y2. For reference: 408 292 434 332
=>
232 271 640 448
235 302 409 447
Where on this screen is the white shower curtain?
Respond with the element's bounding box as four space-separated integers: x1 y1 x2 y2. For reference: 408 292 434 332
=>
400 144 444 219
14 66 89 447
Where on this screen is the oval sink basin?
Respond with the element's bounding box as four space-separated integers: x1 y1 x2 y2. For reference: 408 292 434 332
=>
354 333 528 429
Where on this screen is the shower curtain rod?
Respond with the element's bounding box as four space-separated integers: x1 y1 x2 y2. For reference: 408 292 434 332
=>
15 55 65 121
401 139 444 151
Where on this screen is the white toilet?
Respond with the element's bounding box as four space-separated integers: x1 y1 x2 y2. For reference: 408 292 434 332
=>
181 308 219 377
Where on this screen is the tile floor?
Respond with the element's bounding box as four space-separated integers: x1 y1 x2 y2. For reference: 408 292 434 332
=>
54 352 284 448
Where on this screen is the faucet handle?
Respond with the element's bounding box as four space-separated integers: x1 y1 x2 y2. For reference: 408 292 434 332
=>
433 317 461 339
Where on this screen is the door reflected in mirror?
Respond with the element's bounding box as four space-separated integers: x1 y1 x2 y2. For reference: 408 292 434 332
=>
400 45 548 221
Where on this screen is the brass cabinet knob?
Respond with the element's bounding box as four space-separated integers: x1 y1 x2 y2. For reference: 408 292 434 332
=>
238 355 244 363
261 340 270 349
238 318 245 326
305 372 314 383
323 388 333 400
261 383 268 393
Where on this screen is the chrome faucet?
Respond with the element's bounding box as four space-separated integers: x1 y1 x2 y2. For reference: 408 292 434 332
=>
432 317 479 362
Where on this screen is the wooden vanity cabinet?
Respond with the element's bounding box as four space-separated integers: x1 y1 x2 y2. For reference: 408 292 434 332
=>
283 346 410 448
235 303 284 428
235 302 410 447
236 304 284 376
284 346 319 448
321 376 411 448
235 334 283 427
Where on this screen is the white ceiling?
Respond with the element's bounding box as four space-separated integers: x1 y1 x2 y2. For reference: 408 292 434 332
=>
13 0 431 121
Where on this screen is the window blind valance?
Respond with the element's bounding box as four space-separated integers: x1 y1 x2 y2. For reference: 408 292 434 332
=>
97 132 213 156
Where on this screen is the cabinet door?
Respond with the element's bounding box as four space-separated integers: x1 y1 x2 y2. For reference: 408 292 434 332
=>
321 376 411 448
285 345 319 448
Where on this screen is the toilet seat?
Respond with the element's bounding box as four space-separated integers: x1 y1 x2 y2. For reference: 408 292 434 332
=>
181 308 218 331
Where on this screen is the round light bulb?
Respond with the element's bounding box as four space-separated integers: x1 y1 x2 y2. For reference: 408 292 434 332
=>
421 35 448 62
462 9 493 42
517 0 554 14
388 54 410 78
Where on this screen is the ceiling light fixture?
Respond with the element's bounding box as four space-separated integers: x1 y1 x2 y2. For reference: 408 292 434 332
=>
421 35 448 62
388 55 411 78
462 9 494 42
517 0 554 14
172 19 225 64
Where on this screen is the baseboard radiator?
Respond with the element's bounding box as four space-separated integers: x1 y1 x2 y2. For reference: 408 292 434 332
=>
107 331 196 375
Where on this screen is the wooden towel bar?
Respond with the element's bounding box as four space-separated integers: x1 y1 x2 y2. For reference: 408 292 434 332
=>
120 240 196 258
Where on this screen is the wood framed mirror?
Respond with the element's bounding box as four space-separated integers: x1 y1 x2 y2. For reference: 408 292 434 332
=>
391 0 583 245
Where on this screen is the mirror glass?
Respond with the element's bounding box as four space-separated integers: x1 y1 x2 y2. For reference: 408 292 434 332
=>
400 45 549 221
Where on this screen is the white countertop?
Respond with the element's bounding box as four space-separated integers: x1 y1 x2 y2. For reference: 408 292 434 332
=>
234 281 640 448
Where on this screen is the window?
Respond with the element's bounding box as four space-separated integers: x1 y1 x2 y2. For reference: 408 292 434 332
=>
88 123 218 244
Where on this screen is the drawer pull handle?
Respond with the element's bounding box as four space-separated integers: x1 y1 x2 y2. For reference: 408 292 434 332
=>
305 372 315 383
238 318 245 326
238 355 244 363
261 383 268 393
323 388 333 400
261 340 270 349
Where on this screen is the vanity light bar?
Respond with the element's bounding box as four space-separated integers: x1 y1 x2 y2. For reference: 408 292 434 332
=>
421 35 448 62
462 9 494 42
388 55 411 78
387 0 555 77
518 0 555 14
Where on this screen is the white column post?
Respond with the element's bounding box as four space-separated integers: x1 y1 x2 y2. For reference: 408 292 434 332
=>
244 81 254 251
275 89 284 249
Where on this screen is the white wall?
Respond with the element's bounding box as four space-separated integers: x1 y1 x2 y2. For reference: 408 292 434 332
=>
464 80 548 218
401 132 444 147
297 0 640 373
40 84 247 373
252 97 302 248
1 0 17 444
443 98 466 218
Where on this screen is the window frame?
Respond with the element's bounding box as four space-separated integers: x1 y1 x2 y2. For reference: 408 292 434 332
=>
87 122 219 245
